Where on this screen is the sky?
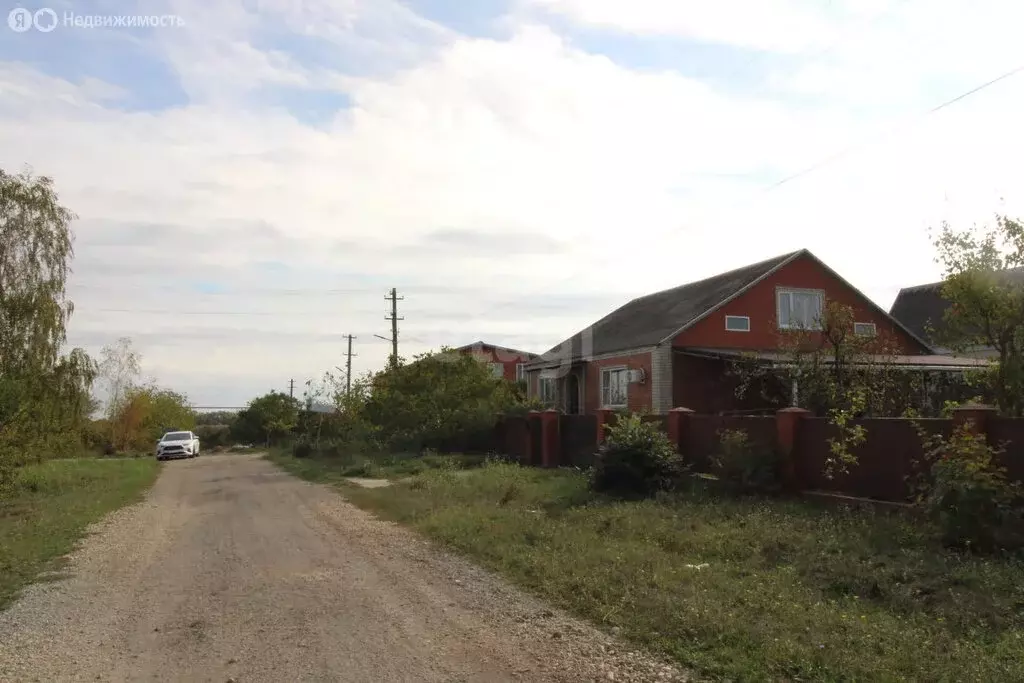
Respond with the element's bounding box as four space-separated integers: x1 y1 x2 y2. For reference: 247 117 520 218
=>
3 0 1024 408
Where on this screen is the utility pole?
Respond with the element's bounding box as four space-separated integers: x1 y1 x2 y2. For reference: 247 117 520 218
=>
384 288 404 367
343 334 357 395
289 378 294 399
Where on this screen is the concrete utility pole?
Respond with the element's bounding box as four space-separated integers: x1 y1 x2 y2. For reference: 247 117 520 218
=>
343 334 357 395
384 288 404 367
289 378 294 399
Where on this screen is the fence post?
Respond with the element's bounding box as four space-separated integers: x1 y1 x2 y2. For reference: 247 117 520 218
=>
952 402 997 441
666 407 693 456
541 409 561 467
596 408 614 446
526 410 542 466
776 407 810 493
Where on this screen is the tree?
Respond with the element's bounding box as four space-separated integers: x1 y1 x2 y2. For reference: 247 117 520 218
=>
0 168 94 485
932 215 1024 416
362 348 524 451
99 337 141 420
109 384 195 452
232 391 300 447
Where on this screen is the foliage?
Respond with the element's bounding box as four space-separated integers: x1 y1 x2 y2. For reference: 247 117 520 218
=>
194 411 237 426
711 428 780 494
914 424 1023 552
231 391 300 447
932 215 1024 415
194 424 230 449
360 348 524 452
106 384 194 453
0 168 97 490
98 337 141 421
591 413 687 497
291 462 1024 682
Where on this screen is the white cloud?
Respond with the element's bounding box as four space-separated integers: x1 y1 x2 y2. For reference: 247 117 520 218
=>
4 0 1024 406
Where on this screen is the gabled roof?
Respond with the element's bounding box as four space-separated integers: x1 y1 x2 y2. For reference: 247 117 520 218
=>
889 268 1024 346
529 249 934 369
531 250 803 365
454 341 538 359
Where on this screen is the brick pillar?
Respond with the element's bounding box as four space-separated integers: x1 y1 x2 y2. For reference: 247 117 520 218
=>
540 409 561 467
776 407 810 493
596 408 615 446
952 402 997 441
526 410 542 466
666 407 693 455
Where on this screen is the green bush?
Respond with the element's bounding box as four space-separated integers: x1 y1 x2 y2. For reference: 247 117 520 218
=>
917 425 1023 552
590 413 686 497
293 442 313 459
711 428 780 495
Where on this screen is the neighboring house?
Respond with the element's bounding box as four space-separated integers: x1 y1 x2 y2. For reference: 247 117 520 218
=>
525 249 988 415
888 269 1024 359
453 341 538 383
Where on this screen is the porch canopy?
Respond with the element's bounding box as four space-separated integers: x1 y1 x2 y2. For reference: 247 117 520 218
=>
679 347 991 371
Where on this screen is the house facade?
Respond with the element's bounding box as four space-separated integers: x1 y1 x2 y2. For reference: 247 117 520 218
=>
526 250 986 415
454 341 537 383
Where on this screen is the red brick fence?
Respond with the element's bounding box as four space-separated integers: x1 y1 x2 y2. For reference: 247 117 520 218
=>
489 405 1024 503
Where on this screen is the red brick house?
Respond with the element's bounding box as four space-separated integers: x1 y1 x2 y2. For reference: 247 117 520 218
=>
454 341 538 383
525 249 987 415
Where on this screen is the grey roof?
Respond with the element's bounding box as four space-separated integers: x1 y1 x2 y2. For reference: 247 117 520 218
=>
683 347 991 370
454 341 538 359
531 250 803 366
889 268 1024 345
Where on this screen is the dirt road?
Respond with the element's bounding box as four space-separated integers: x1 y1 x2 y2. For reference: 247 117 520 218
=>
0 455 687 682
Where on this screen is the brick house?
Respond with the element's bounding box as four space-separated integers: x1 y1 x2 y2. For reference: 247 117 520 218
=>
453 341 538 383
525 249 988 415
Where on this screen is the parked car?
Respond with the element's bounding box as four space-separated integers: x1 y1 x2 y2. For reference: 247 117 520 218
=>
156 431 201 461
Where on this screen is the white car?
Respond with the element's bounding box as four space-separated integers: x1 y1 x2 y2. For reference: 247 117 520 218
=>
156 431 201 461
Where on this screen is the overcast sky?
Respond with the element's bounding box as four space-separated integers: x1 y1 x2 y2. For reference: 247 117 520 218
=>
3 0 1024 408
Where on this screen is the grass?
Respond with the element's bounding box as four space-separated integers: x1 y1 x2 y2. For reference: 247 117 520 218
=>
0 457 160 610
274 454 1024 682
267 448 488 480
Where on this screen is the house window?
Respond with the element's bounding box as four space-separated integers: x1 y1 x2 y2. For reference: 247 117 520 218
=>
539 377 558 406
725 315 750 332
488 362 504 379
854 322 877 337
516 363 527 382
600 367 629 409
777 289 824 330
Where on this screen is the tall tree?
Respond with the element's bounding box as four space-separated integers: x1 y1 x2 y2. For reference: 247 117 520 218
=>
99 336 141 419
933 215 1024 416
232 391 300 447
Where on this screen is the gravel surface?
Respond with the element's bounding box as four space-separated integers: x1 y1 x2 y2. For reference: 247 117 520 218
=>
0 454 691 682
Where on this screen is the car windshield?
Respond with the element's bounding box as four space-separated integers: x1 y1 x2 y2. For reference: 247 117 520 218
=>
163 432 191 441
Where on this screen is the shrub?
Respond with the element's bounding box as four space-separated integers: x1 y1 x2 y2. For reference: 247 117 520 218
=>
711 428 780 495
916 425 1023 552
591 413 686 497
293 441 314 459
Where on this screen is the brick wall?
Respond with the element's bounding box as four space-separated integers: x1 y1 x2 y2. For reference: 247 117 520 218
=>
584 352 652 413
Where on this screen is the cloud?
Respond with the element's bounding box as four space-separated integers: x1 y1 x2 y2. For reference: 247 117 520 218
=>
4 0 1024 407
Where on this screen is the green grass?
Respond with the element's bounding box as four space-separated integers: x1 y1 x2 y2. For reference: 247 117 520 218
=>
274 454 1024 682
0 457 160 610
266 448 488 480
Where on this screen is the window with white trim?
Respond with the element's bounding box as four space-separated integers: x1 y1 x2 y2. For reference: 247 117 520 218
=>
777 289 824 330
539 377 558 406
516 363 527 382
854 322 877 337
600 367 629 409
488 362 504 379
725 315 750 332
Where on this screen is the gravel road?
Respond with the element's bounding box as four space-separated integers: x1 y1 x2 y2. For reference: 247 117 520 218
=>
0 454 689 682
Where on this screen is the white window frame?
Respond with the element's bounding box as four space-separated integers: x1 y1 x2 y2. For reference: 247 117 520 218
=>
488 362 504 379
515 363 527 382
777 288 824 331
600 366 629 409
539 377 558 406
854 322 877 337
725 315 750 332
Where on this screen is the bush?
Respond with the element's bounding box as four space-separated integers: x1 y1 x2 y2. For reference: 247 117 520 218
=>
917 425 1023 552
293 442 314 459
711 429 780 495
591 414 686 497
